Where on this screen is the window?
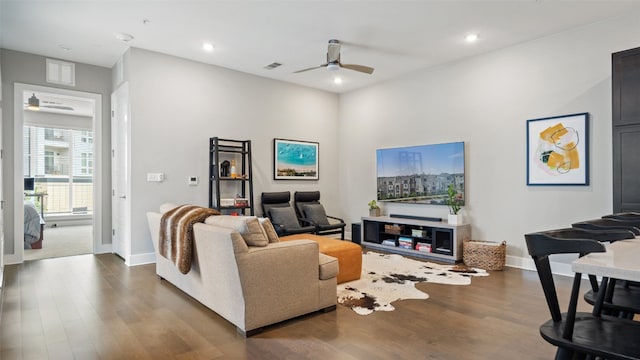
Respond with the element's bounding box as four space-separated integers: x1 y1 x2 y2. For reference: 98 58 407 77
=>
44 150 55 174
81 131 93 144
81 153 93 175
24 125 94 215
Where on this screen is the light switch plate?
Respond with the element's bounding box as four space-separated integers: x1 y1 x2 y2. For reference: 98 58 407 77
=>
188 176 198 185
147 173 164 182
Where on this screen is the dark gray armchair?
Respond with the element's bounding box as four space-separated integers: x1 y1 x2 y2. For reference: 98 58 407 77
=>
294 191 345 239
261 191 315 236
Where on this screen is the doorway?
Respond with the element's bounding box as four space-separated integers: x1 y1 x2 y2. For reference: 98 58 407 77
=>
13 83 103 262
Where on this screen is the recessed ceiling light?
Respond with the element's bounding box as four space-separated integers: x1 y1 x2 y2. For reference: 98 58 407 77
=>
333 77 343 85
465 33 479 43
114 32 134 42
203 42 214 52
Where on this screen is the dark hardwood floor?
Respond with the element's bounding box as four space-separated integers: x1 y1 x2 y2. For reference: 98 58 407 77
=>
0 253 590 359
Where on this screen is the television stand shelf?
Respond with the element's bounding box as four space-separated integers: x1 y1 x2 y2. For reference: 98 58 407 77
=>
361 216 471 263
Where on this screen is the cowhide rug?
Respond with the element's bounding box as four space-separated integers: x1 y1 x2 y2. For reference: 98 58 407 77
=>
337 252 489 315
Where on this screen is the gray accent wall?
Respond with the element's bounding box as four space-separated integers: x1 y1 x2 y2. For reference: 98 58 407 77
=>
125 48 339 258
0 49 112 257
338 11 640 272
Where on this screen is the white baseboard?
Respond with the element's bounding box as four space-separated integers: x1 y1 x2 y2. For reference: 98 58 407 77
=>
127 252 156 266
506 255 574 278
94 243 112 254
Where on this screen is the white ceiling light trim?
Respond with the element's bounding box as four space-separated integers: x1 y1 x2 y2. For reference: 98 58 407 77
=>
465 33 479 43
114 32 134 42
202 42 214 52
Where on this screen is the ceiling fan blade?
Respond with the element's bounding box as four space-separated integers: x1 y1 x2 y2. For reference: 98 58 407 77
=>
340 63 375 74
293 64 328 73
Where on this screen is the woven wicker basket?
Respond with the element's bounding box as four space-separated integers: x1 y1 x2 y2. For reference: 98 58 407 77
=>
463 240 506 271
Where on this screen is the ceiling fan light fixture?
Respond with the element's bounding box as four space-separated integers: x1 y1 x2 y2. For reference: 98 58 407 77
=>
27 93 40 110
327 63 340 71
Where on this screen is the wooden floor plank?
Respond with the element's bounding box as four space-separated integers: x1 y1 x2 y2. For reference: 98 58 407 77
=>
0 253 588 359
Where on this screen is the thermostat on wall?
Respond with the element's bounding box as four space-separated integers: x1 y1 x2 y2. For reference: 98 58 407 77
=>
188 176 198 185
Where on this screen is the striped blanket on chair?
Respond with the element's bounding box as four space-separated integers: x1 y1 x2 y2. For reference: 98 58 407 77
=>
159 205 220 274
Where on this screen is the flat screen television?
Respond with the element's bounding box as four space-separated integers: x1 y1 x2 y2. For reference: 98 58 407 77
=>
376 141 465 205
24 177 35 192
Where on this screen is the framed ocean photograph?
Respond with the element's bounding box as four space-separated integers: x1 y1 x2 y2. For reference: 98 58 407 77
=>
274 138 319 180
526 112 589 186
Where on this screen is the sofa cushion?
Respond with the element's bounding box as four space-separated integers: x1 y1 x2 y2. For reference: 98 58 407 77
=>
205 216 269 247
303 204 330 225
318 253 339 280
269 207 300 229
258 218 279 243
159 203 178 214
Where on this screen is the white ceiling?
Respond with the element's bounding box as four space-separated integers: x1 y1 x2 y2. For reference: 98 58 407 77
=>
2 1 640 93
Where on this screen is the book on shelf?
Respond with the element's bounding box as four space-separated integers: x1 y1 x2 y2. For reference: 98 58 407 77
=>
415 243 432 252
382 239 396 247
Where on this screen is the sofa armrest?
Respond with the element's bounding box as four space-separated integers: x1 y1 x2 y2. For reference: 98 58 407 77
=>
235 240 330 329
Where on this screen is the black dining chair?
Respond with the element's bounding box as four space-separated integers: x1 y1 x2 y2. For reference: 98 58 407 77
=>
539 228 640 319
603 212 640 220
572 218 640 235
525 231 640 359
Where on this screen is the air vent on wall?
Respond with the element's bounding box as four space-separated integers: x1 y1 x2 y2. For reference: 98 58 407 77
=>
46 58 75 86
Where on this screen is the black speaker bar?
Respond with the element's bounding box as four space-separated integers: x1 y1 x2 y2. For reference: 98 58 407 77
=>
389 214 442 222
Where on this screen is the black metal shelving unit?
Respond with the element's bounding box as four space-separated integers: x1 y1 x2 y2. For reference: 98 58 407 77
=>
209 137 254 215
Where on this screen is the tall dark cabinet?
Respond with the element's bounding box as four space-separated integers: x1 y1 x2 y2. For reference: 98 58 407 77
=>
209 137 254 215
613 47 640 212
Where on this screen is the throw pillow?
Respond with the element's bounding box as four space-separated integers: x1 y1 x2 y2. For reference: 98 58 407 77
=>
303 203 330 225
205 216 269 247
258 217 279 243
268 207 301 229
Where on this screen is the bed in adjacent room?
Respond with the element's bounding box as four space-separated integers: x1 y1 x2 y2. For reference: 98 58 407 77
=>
24 202 44 249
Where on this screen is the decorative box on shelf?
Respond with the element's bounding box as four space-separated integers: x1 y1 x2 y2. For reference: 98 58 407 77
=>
234 198 249 207
411 229 426 237
384 224 404 234
220 198 235 207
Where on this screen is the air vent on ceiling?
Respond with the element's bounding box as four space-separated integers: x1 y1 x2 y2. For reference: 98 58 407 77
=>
264 62 282 70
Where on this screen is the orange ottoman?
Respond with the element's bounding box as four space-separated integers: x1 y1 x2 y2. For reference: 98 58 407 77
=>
280 234 362 284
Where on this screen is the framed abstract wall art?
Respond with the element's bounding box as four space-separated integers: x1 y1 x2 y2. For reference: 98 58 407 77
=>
273 138 319 180
526 112 589 186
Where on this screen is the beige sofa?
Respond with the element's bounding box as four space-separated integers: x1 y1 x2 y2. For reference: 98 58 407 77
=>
147 211 338 336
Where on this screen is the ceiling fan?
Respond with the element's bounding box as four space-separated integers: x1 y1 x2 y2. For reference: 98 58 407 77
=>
24 94 74 111
294 39 374 75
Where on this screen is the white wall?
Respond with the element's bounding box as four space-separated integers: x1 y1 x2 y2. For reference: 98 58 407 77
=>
339 12 640 269
127 48 339 258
